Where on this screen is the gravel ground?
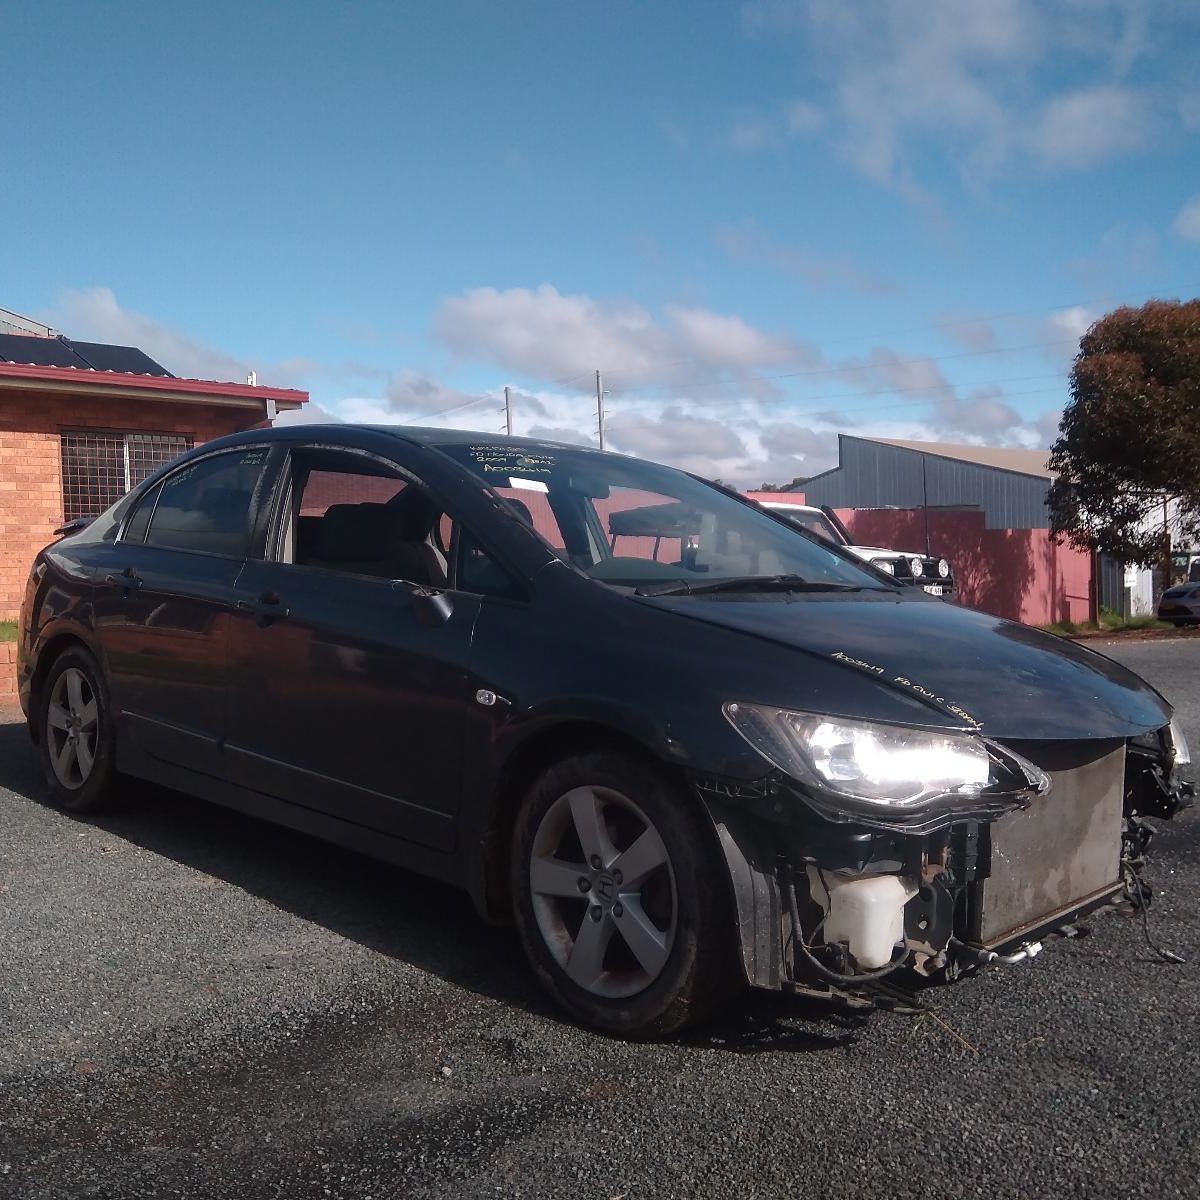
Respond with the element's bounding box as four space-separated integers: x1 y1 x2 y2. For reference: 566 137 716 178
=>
1 639 1198 1200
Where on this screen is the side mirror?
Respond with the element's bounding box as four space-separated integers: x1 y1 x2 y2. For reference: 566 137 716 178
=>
408 585 454 627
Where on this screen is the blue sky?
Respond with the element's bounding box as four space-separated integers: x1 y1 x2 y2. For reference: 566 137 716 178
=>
3 0 1199 484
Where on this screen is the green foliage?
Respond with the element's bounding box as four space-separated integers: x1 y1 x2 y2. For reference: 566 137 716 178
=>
1040 610 1171 636
0 621 17 642
1048 298 1200 566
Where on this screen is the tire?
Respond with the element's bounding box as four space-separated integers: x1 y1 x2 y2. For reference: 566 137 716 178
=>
38 646 121 814
511 749 744 1038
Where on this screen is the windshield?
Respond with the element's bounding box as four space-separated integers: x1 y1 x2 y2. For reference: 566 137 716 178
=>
435 441 887 591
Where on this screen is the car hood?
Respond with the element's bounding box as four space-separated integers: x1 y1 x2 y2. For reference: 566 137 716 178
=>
639 593 1170 740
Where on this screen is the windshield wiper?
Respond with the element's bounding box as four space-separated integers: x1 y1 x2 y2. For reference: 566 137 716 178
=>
636 575 879 597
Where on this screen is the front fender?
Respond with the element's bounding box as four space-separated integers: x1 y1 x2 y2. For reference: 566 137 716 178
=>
696 791 785 989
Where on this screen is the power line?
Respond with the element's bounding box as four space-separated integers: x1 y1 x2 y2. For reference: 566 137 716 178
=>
406 393 497 423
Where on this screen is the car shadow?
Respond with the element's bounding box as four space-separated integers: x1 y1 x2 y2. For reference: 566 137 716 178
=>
1 715 880 1051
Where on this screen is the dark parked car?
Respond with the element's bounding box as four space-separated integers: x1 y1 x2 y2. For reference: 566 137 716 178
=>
18 426 1193 1037
1157 582 1200 626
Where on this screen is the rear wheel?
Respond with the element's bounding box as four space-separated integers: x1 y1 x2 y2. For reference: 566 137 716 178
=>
511 749 744 1037
38 647 120 814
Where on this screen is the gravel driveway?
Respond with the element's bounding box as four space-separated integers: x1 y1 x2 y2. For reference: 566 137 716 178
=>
2 638 1198 1200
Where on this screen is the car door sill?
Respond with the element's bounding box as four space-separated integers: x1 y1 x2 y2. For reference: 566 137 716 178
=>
121 751 461 887
222 742 457 853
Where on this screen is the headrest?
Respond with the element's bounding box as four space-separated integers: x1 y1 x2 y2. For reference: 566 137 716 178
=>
315 503 395 561
388 489 440 539
505 498 534 526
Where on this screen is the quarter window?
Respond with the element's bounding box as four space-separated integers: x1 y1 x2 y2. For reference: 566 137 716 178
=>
122 481 162 544
144 447 269 557
60 430 193 522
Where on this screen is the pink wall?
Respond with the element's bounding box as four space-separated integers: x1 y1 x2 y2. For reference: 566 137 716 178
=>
833 507 1094 626
743 490 806 505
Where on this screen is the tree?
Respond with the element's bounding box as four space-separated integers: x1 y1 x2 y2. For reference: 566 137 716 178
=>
1047 298 1200 566
756 476 808 492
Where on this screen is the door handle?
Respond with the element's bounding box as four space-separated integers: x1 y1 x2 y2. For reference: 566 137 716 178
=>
104 568 142 591
237 591 290 623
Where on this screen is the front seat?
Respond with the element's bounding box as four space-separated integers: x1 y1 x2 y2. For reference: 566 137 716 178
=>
387 492 447 586
309 503 397 578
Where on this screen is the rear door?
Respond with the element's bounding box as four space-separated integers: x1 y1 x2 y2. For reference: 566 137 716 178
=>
93 443 279 775
223 442 482 852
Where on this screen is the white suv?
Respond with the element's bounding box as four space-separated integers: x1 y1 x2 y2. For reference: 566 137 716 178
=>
761 502 955 597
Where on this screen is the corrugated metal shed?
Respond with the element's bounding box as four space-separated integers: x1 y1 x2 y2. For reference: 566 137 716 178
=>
798 435 1054 530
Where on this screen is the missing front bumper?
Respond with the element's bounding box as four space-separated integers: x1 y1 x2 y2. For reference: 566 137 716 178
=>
697 734 1183 993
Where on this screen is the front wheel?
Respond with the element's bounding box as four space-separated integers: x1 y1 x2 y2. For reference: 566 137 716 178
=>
511 749 744 1037
38 646 120 814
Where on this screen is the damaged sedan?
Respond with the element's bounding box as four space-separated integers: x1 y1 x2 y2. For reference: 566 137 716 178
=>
18 425 1194 1037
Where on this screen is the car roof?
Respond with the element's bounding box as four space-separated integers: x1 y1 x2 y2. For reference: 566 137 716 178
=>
228 423 609 456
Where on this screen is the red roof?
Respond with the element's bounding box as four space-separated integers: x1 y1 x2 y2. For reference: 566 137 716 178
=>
0 359 307 408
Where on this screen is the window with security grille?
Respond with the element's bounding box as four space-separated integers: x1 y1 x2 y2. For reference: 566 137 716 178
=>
60 430 194 521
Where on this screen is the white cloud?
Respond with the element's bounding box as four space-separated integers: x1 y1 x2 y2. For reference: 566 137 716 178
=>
274 402 343 426
48 287 253 383
714 222 897 294
1044 305 1096 342
1172 195 1200 241
42 287 326 389
736 0 1180 199
1037 306 1096 367
929 387 1023 439
1030 85 1149 169
665 306 797 369
325 362 1061 488
434 284 817 391
53 286 1064 489
939 316 998 352
725 115 778 151
785 99 824 135
721 98 823 150
1181 91 1200 131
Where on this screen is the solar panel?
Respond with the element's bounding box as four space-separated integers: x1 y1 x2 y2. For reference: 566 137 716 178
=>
69 340 173 377
0 333 84 368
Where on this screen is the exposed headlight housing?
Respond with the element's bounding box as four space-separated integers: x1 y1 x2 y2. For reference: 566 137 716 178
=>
875 560 895 575
937 558 951 579
1168 716 1191 767
723 703 1049 825
908 557 924 578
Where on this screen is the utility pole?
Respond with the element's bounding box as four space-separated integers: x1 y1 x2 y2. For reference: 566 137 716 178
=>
596 369 606 450
504 386 513 436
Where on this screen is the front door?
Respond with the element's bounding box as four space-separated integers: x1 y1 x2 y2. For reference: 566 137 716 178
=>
223 443 479 852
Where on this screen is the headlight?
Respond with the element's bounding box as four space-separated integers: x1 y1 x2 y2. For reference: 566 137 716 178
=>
937 558 950 579
724 703 997 810
875 560 895 575
1168 717 1191 767
908 557 924 578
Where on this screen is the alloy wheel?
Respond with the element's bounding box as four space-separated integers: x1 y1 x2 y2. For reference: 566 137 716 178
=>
46 667 100 790
529 785 678 999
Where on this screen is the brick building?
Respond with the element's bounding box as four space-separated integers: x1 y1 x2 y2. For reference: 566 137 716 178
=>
0 311 307 624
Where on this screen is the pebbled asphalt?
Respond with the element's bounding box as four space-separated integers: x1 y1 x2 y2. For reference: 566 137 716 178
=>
1 638 1198 1200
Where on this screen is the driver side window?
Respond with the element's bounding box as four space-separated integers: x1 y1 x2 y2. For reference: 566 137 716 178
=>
279 449 449 586
276 446 519 596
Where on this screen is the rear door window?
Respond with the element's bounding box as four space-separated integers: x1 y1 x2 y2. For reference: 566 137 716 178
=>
144 447 270 557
